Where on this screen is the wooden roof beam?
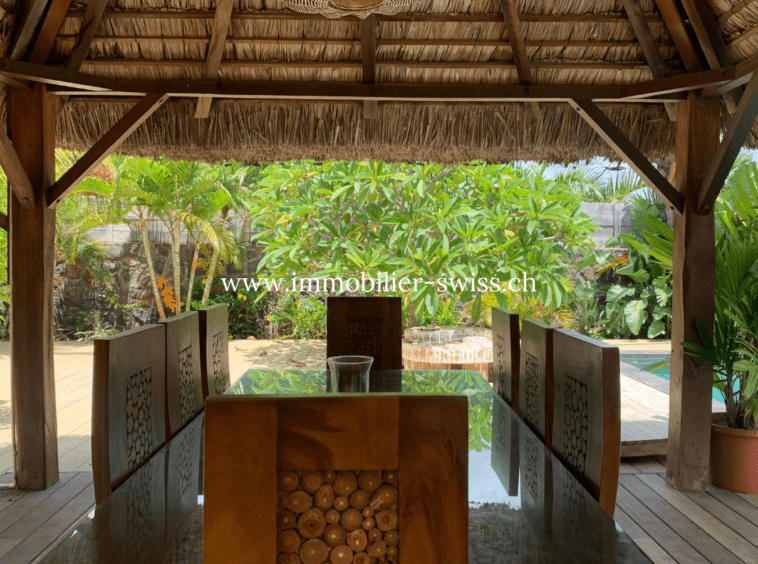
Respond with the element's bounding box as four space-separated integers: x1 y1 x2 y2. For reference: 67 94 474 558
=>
29 0 75 64
195 0 234 119
653 0 703 72
0 58 707 102
621 0 677 121
569 98 683 213
66 0 109 71
499 0 540 122
9 0 51 60
48 92 168 206
678 0 742 112
61 9 663 24
0 126 36 208
361 15 377 119
698 72 758 214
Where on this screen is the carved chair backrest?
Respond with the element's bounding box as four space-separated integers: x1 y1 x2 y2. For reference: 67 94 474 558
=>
492 307 520 409
326 296 403 370
518 319 554 445
160 311 204 439
199 304 230 400
551 328 620 516
92 325 167 505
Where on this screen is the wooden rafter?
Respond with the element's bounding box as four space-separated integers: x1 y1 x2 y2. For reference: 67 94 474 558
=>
67 0 109 71
47 93 169 207
499 0 540 122
679 0 742 112
78 59 659 71
569 98 683 213
698 72 758 214
0 126 36 208
620 0 677 121
0 58 709 102
0 73 30 89
53 35 676 49
63 10 664 24
361 15 377 119
29 0 75 64
9 0 50 60
195 0 235 119
653 0 703 72
0 58 722 101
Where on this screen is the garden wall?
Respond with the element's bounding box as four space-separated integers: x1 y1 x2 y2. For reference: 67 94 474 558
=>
53 226 262 338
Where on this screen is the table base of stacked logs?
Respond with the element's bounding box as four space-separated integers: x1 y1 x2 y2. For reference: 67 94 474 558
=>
204 395 468 564
277 470 399 564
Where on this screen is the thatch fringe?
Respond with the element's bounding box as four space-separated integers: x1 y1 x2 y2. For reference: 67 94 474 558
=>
57 98 676 164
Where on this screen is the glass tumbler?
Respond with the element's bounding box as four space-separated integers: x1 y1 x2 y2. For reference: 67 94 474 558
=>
327 356 374 393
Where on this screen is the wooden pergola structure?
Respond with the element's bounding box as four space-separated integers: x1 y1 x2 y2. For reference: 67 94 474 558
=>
1 0 757 491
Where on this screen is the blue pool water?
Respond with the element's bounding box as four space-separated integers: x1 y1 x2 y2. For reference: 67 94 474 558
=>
620 352 726 404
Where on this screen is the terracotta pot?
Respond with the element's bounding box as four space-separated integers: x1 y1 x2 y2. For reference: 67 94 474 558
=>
710 422 758 494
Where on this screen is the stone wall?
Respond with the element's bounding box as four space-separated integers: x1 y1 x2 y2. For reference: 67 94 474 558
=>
53 233 262 338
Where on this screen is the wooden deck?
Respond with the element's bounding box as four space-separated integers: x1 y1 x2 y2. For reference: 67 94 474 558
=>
0 339 746 564
616 456 758 564
0 472 94 564
620 373 670 457
619 360 726 458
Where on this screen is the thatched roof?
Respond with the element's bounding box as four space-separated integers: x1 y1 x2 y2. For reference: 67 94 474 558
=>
2 0 758 163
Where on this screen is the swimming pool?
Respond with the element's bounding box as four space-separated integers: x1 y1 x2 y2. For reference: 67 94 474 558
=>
620 351 726 403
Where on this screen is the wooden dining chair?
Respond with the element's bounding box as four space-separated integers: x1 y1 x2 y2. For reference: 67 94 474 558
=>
326 296 403 370
491 307 520 409
551 328 620 516
518 318 554 446
92 325 167 505
198 304 230 400
160 311 204 439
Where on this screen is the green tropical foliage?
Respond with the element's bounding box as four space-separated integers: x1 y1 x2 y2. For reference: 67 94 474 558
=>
249 160 598 322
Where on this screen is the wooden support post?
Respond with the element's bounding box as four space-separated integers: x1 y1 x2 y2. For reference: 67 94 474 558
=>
666 93 719 491
8 83 59 490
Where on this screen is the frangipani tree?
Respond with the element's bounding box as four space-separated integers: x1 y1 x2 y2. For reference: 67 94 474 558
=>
250 160 598 321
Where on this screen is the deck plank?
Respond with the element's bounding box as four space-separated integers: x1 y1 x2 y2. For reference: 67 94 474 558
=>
0 474 77 534
0 473 92 560
736 492 758 511
616 484 709 564
0 480 94 564
626 457 667 474
685 489 758 548
635 538 679 564
638 474 758 564
620 475 744 564
706 486 758 528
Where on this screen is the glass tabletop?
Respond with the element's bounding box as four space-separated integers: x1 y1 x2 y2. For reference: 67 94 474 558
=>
40 369 652 564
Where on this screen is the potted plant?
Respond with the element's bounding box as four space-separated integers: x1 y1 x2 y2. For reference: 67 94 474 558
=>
683 236 758 493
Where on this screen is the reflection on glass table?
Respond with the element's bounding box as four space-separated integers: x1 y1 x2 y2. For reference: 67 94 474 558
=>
39 369 651 564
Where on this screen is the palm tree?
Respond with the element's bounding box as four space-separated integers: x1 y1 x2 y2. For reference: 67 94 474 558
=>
198 161 259 304
121 157 239 314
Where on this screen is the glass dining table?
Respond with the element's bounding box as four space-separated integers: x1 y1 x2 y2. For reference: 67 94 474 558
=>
39 369 652 564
